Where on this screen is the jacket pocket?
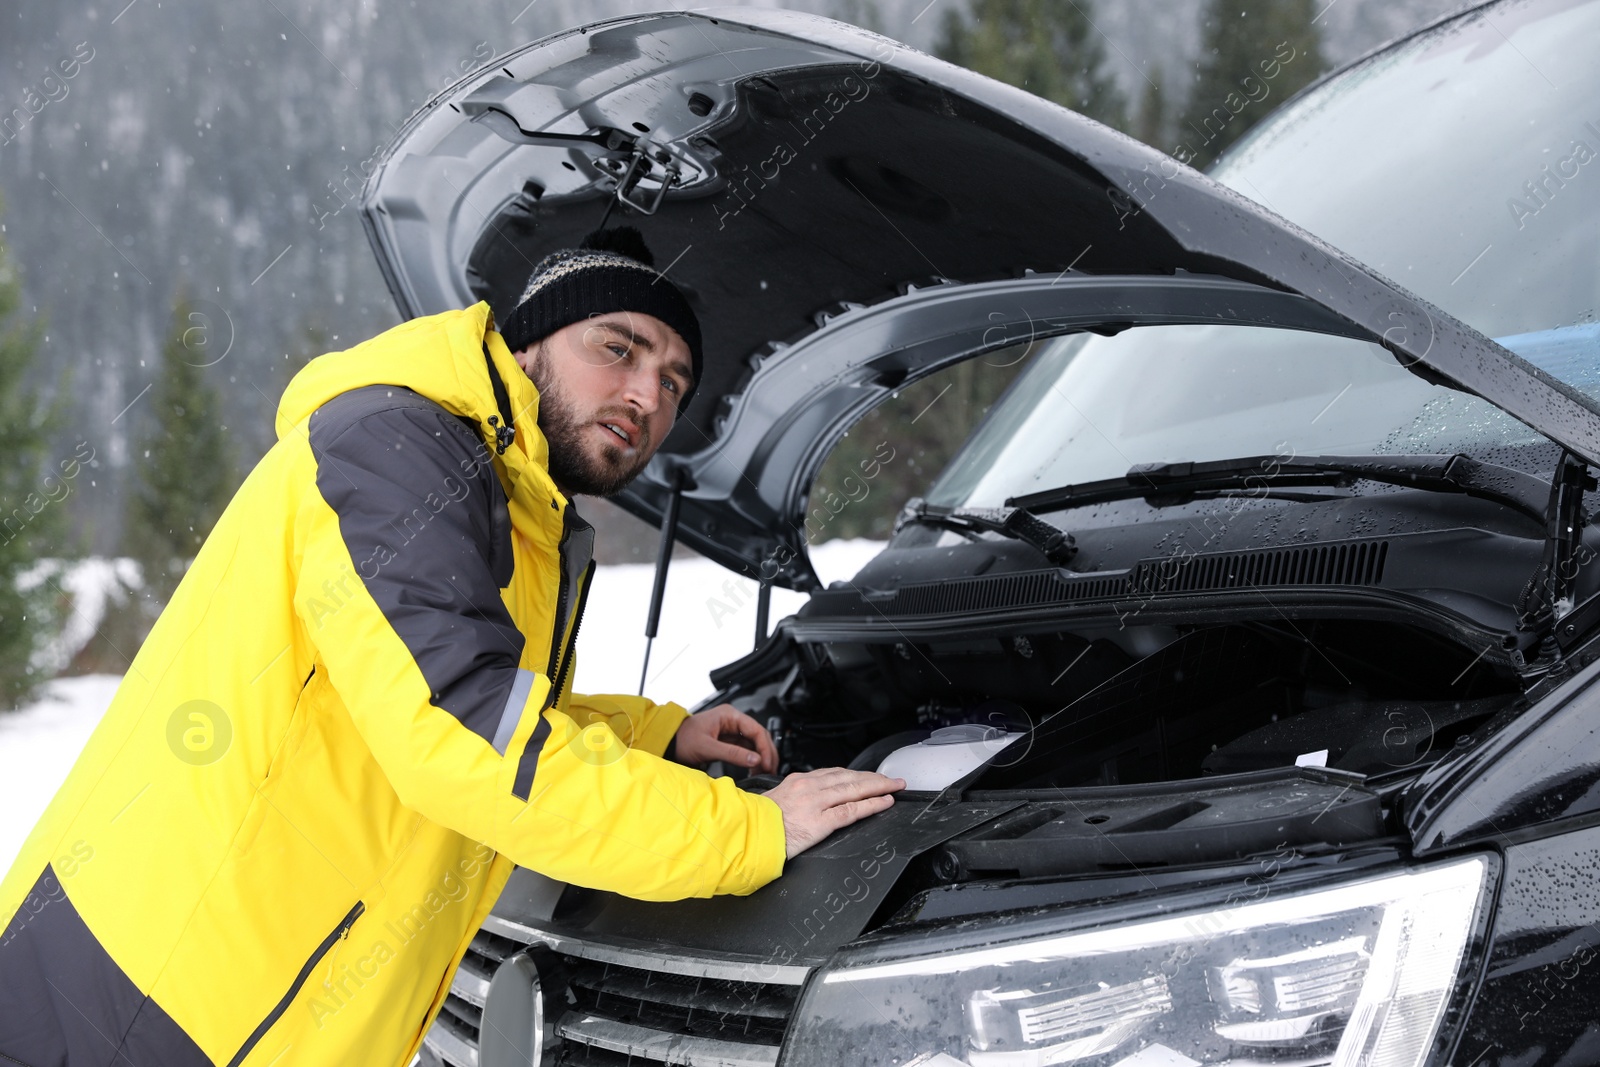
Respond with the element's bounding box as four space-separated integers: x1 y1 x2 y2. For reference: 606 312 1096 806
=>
225 900 365 1067
235 667 320 858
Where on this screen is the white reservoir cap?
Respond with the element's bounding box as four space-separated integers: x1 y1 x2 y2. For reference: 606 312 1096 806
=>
877 729 1023 790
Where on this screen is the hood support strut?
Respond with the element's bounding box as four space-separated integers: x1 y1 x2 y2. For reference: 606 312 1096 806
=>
639 465 690 695
754 582 771 650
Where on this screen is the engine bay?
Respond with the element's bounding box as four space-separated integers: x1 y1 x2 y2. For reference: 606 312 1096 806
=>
718 616 1526 794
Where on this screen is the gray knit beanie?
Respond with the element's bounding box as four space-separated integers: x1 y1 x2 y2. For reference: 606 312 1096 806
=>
498 226 703 409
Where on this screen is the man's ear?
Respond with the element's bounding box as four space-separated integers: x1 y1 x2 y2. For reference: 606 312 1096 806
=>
515 335 552 378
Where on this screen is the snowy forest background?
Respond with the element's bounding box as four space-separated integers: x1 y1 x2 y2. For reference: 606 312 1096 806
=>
0 0 1467 708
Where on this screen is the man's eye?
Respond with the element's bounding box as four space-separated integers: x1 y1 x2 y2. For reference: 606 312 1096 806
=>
662 377 679 394
606 343 629 358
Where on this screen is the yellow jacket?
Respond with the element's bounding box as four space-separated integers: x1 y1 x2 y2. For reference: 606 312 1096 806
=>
0 303 786 1066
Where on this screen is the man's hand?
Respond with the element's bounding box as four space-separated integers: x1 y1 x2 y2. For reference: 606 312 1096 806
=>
672 704 779 773
765 768 906 859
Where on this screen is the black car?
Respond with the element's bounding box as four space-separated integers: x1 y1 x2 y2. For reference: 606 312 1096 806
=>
361 2 1600 1064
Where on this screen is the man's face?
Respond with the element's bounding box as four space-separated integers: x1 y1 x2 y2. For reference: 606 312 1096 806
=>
512 310 694 497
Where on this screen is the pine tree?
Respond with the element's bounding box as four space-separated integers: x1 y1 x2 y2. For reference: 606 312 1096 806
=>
935 0 1129 131
813 0 1129 544
275 316 330 392
0 193 63 710
124 293 240 610
810 341 1035 543
1174 0 1327 169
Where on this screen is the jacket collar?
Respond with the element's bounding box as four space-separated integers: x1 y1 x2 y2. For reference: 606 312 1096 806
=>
276 301 570 535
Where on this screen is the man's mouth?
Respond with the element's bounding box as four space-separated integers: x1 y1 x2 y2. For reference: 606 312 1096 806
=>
597 420 638 448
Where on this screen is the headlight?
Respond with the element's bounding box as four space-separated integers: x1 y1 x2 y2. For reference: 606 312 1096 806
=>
783 857 1491 1067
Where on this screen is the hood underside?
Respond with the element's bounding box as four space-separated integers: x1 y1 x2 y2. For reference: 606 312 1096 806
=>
361 7 1600 589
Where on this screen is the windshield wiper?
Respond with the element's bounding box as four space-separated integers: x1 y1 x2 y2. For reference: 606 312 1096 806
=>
1006 453 1552 527
899 454 1548 565
895 500 1078 565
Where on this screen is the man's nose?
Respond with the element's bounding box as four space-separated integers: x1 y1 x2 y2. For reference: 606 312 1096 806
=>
618 361 662 417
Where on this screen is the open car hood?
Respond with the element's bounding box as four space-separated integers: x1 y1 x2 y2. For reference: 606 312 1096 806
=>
360 7 1600 591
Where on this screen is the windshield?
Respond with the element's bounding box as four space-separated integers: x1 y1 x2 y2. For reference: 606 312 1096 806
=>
926 324 1554 507
1213 0 1600 347
931 0 1595 509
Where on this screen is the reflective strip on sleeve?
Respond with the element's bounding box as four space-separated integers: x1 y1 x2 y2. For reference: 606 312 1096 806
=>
492 668 537 756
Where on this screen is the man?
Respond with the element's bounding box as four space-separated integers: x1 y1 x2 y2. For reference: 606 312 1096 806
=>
0 227 904 1065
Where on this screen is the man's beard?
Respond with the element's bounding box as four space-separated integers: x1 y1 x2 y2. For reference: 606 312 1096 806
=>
529 339 653 497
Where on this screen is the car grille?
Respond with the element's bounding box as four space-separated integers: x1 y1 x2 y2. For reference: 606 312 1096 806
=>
423 919 805 1067
423 930 507 1067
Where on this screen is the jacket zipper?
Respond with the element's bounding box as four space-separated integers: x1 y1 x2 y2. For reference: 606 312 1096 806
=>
548 559 597 707
543 551 570 687
225 900 364 1067
540 503 595 710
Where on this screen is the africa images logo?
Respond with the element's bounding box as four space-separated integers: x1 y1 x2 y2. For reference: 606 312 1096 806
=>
0 41 95 148
166 700 233 765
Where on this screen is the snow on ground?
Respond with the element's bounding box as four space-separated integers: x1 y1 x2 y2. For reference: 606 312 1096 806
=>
573 539 887 709
0 675 123 873
19 557 141 673
0 541 886 874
